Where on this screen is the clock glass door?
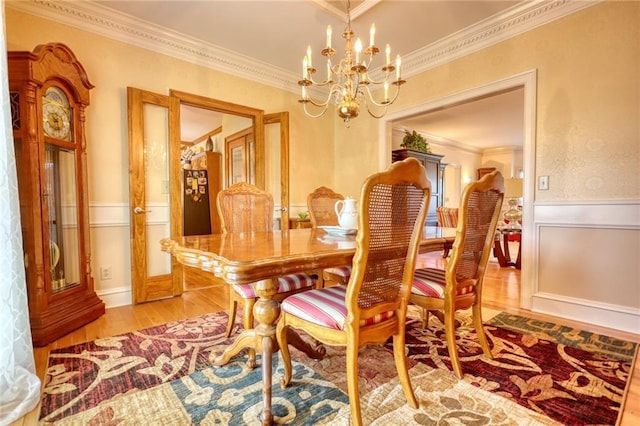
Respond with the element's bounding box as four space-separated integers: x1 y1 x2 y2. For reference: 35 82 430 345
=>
44 144 80 292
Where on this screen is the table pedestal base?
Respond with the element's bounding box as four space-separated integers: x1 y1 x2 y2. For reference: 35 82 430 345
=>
212 278 325 425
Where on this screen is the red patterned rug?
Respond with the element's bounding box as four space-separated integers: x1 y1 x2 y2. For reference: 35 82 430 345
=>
39 310 637 425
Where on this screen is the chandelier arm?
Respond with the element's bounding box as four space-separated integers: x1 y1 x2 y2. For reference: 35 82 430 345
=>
360 84 401 108
366 107 389 119
302 102 329 118
362 95 389 119
363 73 394 86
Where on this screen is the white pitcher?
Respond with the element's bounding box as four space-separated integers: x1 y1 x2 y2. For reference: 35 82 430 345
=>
335 197 358 229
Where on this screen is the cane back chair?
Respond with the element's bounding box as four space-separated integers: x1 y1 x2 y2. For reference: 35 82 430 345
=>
307 186 351 286
217 182 318 361
411 171 504 378
277 158 431 426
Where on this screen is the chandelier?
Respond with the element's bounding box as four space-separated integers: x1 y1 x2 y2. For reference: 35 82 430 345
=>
298 0 405 123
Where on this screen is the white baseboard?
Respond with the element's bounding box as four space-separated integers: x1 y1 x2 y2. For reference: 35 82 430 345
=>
532 292 640 335
96 286 132 309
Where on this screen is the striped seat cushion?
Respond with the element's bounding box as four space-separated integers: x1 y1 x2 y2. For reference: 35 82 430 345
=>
324 265 352 278
233 273 317 299
436 207 459 228
281 285 395 330
412 268 473 298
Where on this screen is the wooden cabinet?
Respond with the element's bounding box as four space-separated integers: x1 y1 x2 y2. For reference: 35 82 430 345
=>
9 43 104 346
392 149 445 226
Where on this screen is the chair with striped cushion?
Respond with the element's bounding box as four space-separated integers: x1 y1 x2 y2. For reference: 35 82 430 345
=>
411 171 504 379
217 182 317 366
436 206 459 258
277 158 432 426
307 186 351 286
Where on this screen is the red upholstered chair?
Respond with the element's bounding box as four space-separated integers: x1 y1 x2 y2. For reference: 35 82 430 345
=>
217 182 318 365
307 186 351 286
411 171 504 378
277 158 431 426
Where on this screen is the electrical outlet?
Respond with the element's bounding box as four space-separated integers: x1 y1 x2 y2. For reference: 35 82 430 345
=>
538 176 549 190
100 266 112 280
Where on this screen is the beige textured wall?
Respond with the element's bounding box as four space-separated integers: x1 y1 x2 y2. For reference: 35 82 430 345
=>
5 8 336 207
334 1 639 202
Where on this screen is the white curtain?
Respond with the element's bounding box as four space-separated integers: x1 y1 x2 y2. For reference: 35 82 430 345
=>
0 4 42 424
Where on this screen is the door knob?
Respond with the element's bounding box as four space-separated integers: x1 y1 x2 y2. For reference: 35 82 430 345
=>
133 206 151 214
281 207 288 212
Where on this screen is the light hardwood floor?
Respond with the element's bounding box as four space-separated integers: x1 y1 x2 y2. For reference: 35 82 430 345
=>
11 253 640 425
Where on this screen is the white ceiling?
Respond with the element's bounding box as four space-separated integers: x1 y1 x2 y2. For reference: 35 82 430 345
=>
63 1 577 148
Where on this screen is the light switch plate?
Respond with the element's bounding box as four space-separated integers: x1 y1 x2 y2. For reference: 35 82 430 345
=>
538 176 549 190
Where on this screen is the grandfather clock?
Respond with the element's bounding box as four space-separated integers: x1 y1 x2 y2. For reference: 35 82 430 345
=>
8 43 105 346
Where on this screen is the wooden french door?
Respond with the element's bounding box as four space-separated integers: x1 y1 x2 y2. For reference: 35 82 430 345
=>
128 88 290 303
127 87 182 303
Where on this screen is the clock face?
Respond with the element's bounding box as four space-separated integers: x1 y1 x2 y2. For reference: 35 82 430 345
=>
42 86 72 141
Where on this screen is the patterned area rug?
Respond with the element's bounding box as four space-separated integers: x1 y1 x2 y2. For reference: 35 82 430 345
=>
39 310 637 425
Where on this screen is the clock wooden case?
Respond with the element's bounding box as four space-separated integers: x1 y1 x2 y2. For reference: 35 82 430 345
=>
8 43 105 346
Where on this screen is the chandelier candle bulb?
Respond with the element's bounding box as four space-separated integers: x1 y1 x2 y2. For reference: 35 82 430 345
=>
386 44 391 66
384 82 389 102
307 46 312 68
370 23 375 47
396 55 401 80
327 25 332 48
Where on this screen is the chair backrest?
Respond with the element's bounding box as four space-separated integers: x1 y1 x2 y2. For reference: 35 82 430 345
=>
346 157 431 322
436 206 459 228
217 182 274 233
448 171 504 291
307 186 344 227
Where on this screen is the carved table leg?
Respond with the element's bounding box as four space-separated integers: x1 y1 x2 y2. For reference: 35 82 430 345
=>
213 278 326 425
212 279 279 368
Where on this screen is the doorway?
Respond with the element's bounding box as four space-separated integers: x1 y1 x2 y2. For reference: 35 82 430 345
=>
128 88 290 303
378 70 537 309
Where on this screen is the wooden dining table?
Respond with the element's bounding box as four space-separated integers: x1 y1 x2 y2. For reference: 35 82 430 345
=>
160 226 456 425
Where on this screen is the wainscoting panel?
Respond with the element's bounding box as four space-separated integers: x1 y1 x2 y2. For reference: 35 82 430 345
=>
532 201 640 334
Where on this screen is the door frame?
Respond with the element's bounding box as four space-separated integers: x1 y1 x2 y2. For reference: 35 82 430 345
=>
378 70 537 310
265 112 290 228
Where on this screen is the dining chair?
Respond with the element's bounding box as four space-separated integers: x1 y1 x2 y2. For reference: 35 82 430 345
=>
436 206 459 258
306 186 351 287
411 170 504 379
217 182 318 362
277 158 431 426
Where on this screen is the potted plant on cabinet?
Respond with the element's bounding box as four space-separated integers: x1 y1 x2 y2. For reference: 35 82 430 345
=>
400 130 431 153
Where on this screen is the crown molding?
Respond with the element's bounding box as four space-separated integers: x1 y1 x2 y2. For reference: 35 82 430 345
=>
7 0 299 93
403 0 600 76
8 0 599 97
